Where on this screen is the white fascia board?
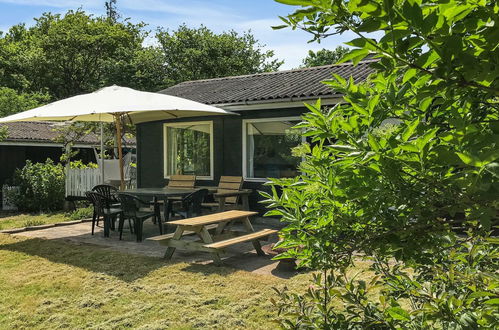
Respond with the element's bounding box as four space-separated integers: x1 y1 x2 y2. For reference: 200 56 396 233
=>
0 141 94 148
217 97 343 111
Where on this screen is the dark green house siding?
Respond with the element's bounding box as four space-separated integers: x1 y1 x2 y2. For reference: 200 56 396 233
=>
136 107 307 211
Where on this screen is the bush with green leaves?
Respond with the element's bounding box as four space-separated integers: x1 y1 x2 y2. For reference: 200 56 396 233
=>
273 233 498 328
69 160 98 169
11 159 65 212
264 0 499 328
67 206 93 220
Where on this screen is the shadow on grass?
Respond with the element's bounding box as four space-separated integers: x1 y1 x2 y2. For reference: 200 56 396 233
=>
0 236 168 282
181 251 299 279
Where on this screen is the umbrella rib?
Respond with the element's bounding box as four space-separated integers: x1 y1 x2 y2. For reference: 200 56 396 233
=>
163 110 179 118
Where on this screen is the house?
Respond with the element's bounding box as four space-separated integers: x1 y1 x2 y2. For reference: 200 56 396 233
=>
135 61 376 210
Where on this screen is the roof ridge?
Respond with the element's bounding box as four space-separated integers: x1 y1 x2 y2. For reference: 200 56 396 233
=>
161 59 378 89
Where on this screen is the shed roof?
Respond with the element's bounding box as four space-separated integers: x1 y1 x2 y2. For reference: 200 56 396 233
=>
159 60 377 105
1 121 135 146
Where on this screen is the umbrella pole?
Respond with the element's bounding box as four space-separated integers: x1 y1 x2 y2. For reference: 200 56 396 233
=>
114 114 125 191
100 123 105 184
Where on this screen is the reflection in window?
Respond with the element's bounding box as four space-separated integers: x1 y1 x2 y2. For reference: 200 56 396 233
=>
245 119 301 179
164 122 212 177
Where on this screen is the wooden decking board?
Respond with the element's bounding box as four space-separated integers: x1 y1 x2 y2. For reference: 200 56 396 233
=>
203 229 278 249
168 210 258 227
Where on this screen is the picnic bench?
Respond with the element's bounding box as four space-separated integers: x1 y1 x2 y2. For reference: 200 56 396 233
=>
147 210 278 265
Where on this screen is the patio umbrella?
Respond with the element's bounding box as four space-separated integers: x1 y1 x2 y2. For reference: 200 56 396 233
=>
0 85 234 189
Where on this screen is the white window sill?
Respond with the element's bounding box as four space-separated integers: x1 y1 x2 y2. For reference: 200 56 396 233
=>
243 177 272 183
164 176 213 181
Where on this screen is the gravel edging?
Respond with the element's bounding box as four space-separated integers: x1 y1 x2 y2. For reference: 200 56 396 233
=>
0 218 92 234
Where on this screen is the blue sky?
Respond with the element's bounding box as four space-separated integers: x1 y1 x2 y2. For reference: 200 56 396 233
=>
0 0 356 69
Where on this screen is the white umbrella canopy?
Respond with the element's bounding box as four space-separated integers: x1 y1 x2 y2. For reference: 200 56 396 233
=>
0 85 232 124
0 85 235 189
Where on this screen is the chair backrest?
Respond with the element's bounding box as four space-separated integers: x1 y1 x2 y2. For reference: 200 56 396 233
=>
182 188 209 218
116 193 141 218
92 184 118 201
167 175 196 188
217 176 244 204
86 191 107 216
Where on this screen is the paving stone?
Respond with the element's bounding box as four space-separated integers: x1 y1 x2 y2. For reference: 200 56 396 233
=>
14 217 296 277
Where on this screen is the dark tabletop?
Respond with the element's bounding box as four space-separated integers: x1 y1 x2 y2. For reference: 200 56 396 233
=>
123 186 217 198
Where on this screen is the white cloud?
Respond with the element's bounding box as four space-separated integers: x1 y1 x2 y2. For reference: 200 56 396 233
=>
119 0 238 20
0 0 101 8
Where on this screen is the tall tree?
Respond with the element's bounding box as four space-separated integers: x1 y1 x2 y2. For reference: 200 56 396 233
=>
0 87 49 118
301 46 350 67
156 24 282 86
0 10 166 100
105 0 120 22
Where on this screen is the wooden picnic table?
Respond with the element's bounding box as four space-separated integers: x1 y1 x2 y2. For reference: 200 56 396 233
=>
147 210 278 265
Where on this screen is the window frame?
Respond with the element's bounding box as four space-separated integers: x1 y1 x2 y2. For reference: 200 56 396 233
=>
242 116 303 182
163 120 214 180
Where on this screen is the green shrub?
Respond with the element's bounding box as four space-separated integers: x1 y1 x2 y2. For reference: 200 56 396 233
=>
273 233 498 328
67 206 93 220
268 0 499 328
11 159 65 212
69 160 98 169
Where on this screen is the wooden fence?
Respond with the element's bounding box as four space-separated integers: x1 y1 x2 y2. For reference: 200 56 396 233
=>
65 168 102 198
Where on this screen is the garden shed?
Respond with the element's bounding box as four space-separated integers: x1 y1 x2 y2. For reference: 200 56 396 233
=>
0 121 98 186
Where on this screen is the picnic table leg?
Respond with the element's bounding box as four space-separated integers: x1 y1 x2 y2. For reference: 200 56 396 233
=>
164 226 185 259
241 217 265 256
197 226 222 265
214 220 229 236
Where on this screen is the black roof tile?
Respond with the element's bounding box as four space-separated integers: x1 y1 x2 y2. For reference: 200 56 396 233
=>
159 60 376 105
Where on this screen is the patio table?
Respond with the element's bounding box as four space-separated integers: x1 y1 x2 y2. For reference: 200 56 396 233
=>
123 186 218 224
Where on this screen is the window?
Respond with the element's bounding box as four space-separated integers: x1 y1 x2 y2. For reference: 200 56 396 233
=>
243 117 302 180
164 121 213 179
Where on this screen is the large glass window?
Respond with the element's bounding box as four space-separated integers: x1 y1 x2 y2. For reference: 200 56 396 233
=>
164 121 213 178
244 118 302 180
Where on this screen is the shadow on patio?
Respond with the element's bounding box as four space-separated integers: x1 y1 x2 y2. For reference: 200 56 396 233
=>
2 218 294 278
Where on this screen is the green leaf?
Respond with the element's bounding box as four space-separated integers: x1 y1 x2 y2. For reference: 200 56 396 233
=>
368 133 380 151
399 142 419 153
329 144 358 152
402 68 417 83
484 298 499 305
415 128 438 150
387 307 410 321
402 1 424 28
416 50 440 68
401 118 420 142
338 48 370 65
456 152 483 167
275 0 312 5
345 38 377 51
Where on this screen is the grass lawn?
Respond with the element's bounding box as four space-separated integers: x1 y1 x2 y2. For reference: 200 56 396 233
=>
0 208 91 231
0 233 313 329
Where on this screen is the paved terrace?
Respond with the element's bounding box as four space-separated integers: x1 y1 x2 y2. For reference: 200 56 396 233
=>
13 217 295 278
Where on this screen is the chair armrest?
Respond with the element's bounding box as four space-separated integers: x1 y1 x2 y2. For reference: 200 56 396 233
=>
213 189 252 198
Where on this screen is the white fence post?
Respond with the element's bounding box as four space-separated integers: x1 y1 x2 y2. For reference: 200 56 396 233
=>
2 185 19 211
